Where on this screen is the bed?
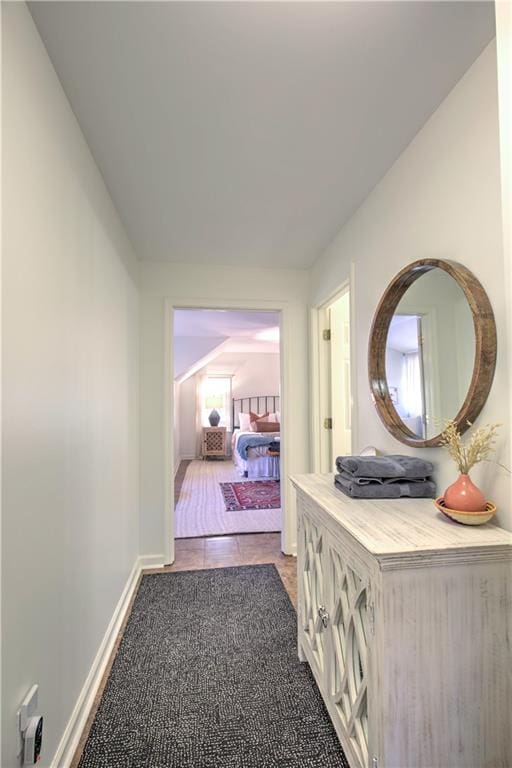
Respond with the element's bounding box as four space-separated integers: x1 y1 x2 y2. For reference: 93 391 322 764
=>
231 396 280 479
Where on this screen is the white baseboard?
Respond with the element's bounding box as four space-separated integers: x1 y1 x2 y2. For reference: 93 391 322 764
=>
50 557 145 768
174 454 196 475
139 553 166 569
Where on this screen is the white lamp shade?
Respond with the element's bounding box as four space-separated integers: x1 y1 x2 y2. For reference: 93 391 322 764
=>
205 394 224 409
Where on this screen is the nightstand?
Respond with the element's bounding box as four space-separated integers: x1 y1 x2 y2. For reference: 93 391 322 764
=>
202 426 227 459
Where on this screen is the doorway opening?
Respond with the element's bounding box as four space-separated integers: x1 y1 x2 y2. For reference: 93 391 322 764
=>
172 308 282 540
311 283 354 474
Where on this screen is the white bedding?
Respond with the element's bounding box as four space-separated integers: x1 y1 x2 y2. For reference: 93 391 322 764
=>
231 429 280 479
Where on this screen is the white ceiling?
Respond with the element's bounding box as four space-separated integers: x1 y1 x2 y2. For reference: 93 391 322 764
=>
204 350 279 376
174 309 279 379
174 309 279 338
30 2 495 269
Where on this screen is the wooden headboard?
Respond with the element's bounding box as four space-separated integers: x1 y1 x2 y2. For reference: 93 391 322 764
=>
232 395 280 430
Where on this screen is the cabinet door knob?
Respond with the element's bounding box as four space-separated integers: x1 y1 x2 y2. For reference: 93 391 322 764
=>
317 606 330 629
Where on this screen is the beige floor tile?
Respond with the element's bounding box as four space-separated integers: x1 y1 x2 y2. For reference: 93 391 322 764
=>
236 532 280 546
237 542 282 557
175 538 206 553
239 552 278 565
203 535 240 554
203 556 246 569
168 552 205 571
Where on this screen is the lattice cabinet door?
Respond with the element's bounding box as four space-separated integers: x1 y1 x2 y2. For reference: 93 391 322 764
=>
294 475 512 768
202 427 227 457
326 539 373 768
297 506 328 680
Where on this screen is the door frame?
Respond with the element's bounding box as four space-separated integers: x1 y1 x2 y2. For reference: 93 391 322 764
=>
309 267 357 474
164 297 292 565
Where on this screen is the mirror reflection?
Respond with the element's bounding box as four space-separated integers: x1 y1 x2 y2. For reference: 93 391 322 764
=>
385 268 475 440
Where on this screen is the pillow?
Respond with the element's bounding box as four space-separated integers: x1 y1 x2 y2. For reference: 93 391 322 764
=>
252 421 280 433
267 412 279 423
238 413 251 431
239 411 268 430
250 411 268 422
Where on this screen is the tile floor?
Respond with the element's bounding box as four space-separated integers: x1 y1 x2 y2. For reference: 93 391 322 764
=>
158 532 297 606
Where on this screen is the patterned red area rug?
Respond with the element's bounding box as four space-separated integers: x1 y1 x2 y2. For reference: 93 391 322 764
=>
219 480 281 511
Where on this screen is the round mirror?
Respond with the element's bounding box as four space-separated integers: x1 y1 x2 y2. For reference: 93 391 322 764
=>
368 259 497 447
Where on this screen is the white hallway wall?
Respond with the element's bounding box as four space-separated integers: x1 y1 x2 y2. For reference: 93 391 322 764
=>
2 5 140 766
310 41 511 530
139 263 309 556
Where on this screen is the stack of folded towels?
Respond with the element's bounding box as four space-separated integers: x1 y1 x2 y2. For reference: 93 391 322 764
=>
335 455 436 499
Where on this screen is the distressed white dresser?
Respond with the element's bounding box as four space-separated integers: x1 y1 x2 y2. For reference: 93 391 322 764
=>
291 473 512 768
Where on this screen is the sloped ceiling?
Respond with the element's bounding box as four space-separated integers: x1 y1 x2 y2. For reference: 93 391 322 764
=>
174 336 227 380
30 1 495 268
174 309 280 338
174 308 279 380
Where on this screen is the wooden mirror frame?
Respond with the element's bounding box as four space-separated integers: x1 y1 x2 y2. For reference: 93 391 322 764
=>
368 258 497 447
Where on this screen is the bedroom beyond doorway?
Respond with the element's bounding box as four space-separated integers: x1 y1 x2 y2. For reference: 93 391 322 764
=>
173 308 282 539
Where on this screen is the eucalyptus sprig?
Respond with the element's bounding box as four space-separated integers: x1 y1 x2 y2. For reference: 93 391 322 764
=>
439 420 501 475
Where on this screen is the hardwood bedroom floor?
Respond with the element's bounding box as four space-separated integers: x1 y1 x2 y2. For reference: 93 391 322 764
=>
174 458 192 504
175 459 282 538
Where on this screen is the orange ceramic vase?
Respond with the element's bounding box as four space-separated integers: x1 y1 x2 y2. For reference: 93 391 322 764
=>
444 474 486 512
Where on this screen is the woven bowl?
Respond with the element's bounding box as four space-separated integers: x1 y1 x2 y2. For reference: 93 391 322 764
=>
434 497 497 526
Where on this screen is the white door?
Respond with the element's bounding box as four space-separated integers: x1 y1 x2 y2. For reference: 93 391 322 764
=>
329 292 352 464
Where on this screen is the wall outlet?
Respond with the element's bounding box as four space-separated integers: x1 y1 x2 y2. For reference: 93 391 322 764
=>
17 686 39 757
23 716 43 765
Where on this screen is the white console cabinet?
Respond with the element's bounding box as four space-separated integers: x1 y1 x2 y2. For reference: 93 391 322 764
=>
292 473 512 768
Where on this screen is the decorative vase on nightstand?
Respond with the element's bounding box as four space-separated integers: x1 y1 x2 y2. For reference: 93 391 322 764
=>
208 409 220 427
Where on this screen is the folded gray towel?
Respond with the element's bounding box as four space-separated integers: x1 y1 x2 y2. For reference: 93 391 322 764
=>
334 473 436 499
336 455 434 480
348 475 431 486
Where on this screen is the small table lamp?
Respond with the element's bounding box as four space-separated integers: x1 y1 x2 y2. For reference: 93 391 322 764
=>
205 395 224 426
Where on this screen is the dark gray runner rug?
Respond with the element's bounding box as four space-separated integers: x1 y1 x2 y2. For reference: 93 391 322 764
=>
78 564 349 768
